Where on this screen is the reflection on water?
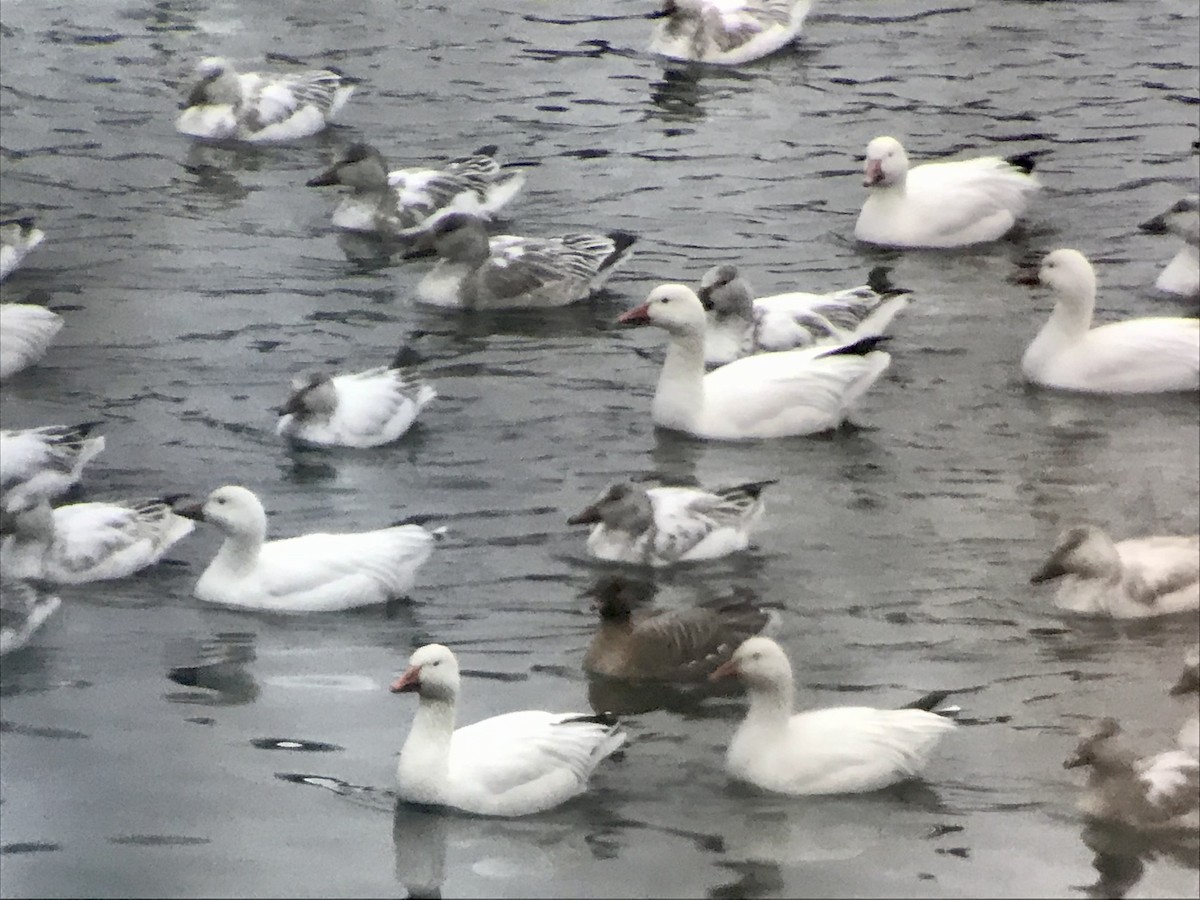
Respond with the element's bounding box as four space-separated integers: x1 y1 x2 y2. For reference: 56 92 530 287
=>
164 631 259 706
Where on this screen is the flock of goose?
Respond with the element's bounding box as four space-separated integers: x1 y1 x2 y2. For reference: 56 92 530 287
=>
2 0 1199 838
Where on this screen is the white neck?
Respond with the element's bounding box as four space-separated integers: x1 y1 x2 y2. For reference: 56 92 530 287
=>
652 328 706 431
397 694 457 788
1025 283 1095 373
210 529 264 577
742 677 795 734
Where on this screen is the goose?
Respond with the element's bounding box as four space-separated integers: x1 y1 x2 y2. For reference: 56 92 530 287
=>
1170 647 1199 755
177 485 440 613
1019 249 1200 393
0 423 106 516
306 142 526 237
276 365 436 449
1064 718 1199 833
417 213 637 309
0 580 61 656
0 217 45 281
855 136 1040 248
1139 194 1200 299
1 496 194 585
175 57 355 143
617 284 892 440
582 576 776 681
567 478 775 566
647 0 816 66
1029 525 1199 618
696 264 911 366
390 643 626 816
709 636 957 795
0 303 63 380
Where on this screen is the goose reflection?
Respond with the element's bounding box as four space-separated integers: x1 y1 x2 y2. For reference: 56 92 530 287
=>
165 632 259 706
1076 820 1199 899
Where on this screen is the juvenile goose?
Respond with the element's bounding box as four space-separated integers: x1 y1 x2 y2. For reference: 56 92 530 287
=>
0 217 45 281
178 485 440 613
418 213 637 309
0 303 63 380
696 264 911 366
648 0 816 66
276 365 436 449
1019 249 1200 393
567 478 774 566
709 637 957 795
855 136 1040 248
1 496 194 585
0 581 62 656
618 284 892 440
390 643 626 817
0 423 106 516
582 576 776 681
1140 194 1200 298
175 56 355 143
306 142 526 237
1064 718 1199 834
1029 525 1199 618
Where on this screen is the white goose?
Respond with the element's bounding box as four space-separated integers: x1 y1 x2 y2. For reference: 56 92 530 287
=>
567 478 774 566
1020 249 1200 393
418 213 637 309
0 580 62 657
0 423 106 515
1 496 194 585
178 485 440 613
855 136 1040 248
276 365 436 449
0 303 63 380
175 57 355 143
618 284 892 440
1030 525 1199 618
1140 194 1200 298
1064 718 1199 833
306 142 526 237
709 637 957 795
648 0 816 66
0 217 45 281
390 643 626 817
696 264 911 366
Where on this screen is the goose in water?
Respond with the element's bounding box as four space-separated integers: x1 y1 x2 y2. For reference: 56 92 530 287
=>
0 423 106 516
390 642 626 816
0 217 45 281
618 284 891 440
1030 525 1199 618
855 136 1040 248
1019 249 1199 393
1 303 63 380
1140 194 1199 299
648 0 816 66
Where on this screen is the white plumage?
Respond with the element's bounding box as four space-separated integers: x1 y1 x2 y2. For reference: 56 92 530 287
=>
391 643 626 817
648 0 815 66
1020 249 1199 393
179 485 440 613
0 423 106 515
0 218 45 281
1140 194 1200 298
0 304 63 380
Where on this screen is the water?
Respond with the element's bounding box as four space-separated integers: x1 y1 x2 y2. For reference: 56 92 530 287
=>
2 0 1198 897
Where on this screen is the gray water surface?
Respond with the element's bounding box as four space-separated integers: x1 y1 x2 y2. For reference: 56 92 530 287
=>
1 1 1199 897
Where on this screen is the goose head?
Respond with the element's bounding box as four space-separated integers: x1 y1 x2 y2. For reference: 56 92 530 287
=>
1023 248 1097 306
180 57 240 109
1140 195 1200 247
390 643 460 702
697 265 754 319
1030 525 1120 584
1063 717 1125 771
863 136 910 188
567 482 654 535
176 485 268 542
427 213 490 264
618 284 708 337
280 373 336 421
306 143 390 190
708 635 793 690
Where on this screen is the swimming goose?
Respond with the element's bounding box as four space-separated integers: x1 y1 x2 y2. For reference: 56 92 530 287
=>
1 496 194 585
390 643 626 816
696 264 911 366
276 365 436 449
0 303 63 380
618 284 892 440
855 136 1040 248
567 478 774 566
417 213 637 309
582 576 776 681
0 580 61 656
1029 525 1199 618
648 0 816 66
1170 647 1199 755
1019 249 1200 393
1140 195 1200 298
175 57 355 143
709 636 957 795
0 218 45 281
0 423 106 516
1064 718 1199 834
178 485 440 613
306 142 526 237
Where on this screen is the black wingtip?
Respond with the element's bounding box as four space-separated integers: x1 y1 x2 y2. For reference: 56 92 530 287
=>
902 689 955 712
473 144 499 158
605 230 639 256
0 216 38 231
734 479 779 499
818 334 892 358
1005 152 1038 175
559 712 620 728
